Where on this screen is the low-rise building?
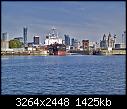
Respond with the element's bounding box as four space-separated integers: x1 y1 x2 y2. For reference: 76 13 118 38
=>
115 43 126 49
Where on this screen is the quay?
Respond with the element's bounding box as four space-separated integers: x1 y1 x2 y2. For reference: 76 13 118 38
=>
1 48 126 56
68 48 126 55
100 48 126 55
1 50 49 56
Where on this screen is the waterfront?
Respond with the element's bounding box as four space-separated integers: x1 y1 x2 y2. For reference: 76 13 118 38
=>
1 55 126 95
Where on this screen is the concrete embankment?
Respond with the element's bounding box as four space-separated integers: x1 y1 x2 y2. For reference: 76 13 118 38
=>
100 49 126 55
1 51 49 56
1 49 126 56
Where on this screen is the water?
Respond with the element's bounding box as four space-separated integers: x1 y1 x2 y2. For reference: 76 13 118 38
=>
1 55 126 95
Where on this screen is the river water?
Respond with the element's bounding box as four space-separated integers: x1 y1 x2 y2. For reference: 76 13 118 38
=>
1 55 126 95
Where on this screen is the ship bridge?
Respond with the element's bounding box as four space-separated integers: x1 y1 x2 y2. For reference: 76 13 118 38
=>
44 27 63 45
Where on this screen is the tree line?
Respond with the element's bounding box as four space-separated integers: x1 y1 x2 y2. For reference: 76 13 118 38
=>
9 39 23 48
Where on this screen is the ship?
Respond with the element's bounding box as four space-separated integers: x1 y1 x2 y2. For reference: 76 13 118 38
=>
44 27 66 56
48 43 66 56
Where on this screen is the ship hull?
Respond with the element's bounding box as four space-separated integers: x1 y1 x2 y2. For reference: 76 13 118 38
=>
48 43 66 56
54 51 66 56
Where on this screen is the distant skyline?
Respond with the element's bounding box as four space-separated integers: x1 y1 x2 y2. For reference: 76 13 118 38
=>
2 1 125 43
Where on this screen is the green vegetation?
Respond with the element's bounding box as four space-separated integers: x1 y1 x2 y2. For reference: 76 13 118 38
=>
9 39 23 48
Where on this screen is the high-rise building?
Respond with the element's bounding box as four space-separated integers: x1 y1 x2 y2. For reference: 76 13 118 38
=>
33 36 40 45
1 32 9 51
23 27 27 47
73 39 78 49
64 34 70 46
71 38 75 46
1 32 8 41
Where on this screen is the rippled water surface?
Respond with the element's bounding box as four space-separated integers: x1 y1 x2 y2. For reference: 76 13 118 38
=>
1 55 126 95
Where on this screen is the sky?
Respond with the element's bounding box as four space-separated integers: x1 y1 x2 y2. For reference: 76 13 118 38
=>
2 1 126 43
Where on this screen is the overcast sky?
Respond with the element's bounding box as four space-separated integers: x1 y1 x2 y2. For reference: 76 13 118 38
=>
2 1 125 43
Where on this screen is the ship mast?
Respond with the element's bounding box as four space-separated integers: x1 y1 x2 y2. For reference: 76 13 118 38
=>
49 26 58 38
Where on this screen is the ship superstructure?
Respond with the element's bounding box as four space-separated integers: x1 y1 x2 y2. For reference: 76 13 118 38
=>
44 27 66 56
44 27 63 45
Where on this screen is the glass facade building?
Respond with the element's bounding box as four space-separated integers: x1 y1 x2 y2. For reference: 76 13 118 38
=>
23 27 27 47
64 34 70 46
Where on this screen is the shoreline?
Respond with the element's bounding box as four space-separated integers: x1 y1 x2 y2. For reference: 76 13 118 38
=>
1 54 126 57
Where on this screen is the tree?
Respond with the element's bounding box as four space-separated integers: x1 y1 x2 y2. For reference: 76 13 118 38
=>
9 39 22 48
